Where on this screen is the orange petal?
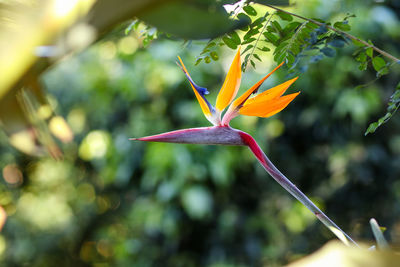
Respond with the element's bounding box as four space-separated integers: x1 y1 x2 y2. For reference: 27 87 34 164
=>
245 77 298 106
177 56 213 118
239 92 300 118
231 62 284 110
215 48 242 112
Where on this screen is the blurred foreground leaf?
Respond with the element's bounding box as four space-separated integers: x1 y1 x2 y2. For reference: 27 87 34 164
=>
0 0 253 155
287 241 400 267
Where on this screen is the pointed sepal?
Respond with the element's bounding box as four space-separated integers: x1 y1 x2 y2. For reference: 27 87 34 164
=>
130 126 246 146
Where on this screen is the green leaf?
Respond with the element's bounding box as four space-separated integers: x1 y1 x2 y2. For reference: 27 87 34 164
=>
241 37 256 45
251 16 266 27
276 11 293 21
242 45 254 54
267 25 276 33
286 53 295 65
372 57 386 72
358 62 367 71
240 25 249 32
204 41 216 50
377 67 389 77
243 5 257 16
237 13 251 25
195 57 203 65
274 50 286 63
283 22 302 35
244 53 251 64
244 28 259 40
365 122 379 135
366 47 373 58
229 31 241 45
271 20 283 33
352 39 365 47
333 21 351 31
365 82 400 135
210 51 219 61
222 36 238 49
355 52 367 63
200 49 210 55
250 60 256 68
253 54 262 61
263 32 279 45
125 20 139 35
306 21 319 30
204 56 211 63
258 46 270 52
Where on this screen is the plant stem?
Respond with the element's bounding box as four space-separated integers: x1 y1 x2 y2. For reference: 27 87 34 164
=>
239 131 358 246
264 4 400 62
243 12 273 72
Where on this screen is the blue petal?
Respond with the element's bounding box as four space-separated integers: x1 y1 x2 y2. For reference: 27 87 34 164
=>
184 73 209 96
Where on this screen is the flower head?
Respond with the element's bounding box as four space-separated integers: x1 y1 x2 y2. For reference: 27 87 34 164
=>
130 52 358 247
176 48 300 126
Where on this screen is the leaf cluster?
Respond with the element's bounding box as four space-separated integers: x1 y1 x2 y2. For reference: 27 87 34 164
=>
195 4 398 134
196 6 356 74
365 82 400 135
125 20 158 47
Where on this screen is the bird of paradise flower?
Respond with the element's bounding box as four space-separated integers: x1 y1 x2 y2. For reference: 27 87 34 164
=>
130 49 357 246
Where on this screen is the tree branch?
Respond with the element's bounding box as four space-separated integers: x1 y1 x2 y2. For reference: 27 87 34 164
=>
265 4 400 62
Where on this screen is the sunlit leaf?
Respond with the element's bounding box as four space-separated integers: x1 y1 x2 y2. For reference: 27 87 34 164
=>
263 32 279 45
366 47 374 58
242 45 254 54
243 5 257 16
251 16 267 27
244 28 259 40
258 46 271 52
355 52 367 63
253 54 262 61
210 51 219 61
372 57 386 72
333 21 351 31
276 11 293 21
242 37 257 45
195 57 203 65
229 31 241 45
222 36 238 49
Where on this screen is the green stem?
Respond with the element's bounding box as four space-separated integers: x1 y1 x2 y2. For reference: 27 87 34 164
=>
243 12 273 71
239 130 358 246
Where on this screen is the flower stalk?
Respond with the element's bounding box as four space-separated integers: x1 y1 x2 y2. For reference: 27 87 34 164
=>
132 49 358 247
239 130 358 246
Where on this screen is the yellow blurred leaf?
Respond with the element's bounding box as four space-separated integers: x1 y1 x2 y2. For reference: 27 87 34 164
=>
286 241 400 267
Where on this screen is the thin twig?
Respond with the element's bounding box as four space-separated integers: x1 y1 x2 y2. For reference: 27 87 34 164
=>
244 13 273 71
264 4 400 62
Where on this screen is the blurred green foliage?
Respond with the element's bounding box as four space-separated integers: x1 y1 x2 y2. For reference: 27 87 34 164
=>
1 0 400 266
